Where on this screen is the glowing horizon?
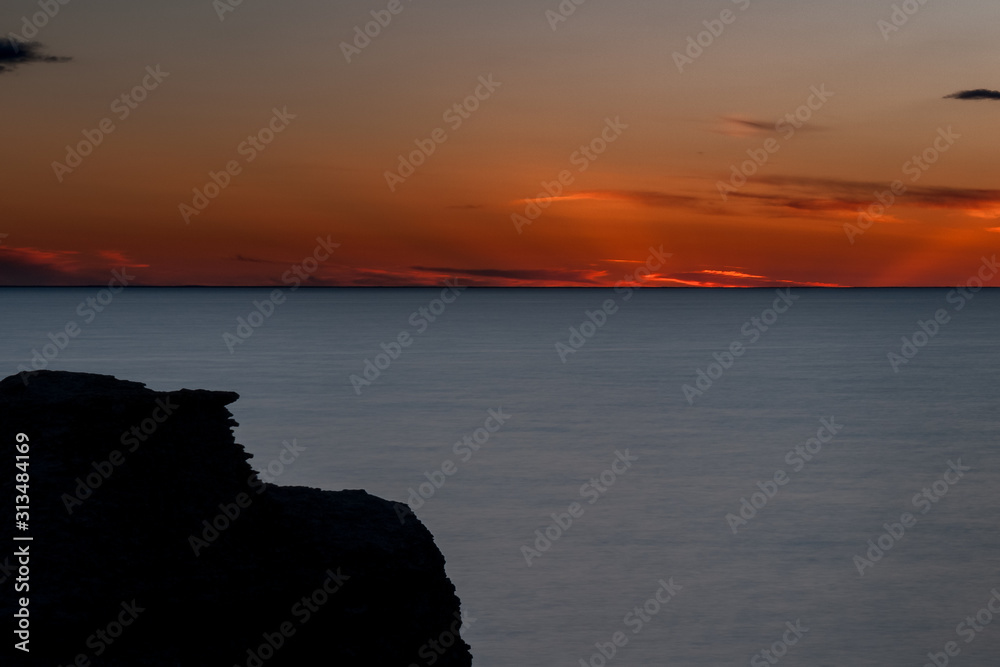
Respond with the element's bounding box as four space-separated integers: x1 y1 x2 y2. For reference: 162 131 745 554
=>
2 0 999 287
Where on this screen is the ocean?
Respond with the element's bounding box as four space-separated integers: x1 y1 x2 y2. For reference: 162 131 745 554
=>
3 287 999 666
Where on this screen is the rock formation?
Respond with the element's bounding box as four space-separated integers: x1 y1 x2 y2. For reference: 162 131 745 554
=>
0 371 472 666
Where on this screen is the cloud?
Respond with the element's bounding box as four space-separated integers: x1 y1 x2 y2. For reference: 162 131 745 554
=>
734 176 1000 220
0 246 146 285
717 116 774 137
410 266 607 286
715 115 823 137
588 190 705 208
0 246 83 285
0 39 71 74
98 250 149 267
234 254 284 264
514 189 722 214
944 89 1000 101
513 176 1000 223
663 269 844 288
343 265 842 288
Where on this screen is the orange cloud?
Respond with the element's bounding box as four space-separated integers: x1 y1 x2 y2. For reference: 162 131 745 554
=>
0 246 148 285
663 269 845 288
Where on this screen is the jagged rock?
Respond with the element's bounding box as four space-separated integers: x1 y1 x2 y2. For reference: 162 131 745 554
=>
0 371 472 666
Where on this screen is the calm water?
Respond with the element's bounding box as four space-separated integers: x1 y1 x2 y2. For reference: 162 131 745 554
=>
3 288 999 666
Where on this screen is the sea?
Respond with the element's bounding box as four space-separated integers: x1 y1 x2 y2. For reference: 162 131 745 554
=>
2 287 999 666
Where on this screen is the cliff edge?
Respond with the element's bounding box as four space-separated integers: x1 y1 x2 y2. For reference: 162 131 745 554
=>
0 370 472 666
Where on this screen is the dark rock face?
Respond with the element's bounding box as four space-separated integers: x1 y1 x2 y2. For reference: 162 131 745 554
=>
0 371 472 666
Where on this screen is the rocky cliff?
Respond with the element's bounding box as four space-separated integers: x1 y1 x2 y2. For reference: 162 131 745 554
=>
0 371 472 666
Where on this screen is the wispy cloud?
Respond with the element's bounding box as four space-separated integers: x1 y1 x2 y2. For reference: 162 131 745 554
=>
514 189 710 211
511 177 1000 224
715 115 823 137
735 176 1000 220
0 246 146 285
234 254 284 264
98 250 149 267
717 116 775 137
664 269 844 288
410 266 607 286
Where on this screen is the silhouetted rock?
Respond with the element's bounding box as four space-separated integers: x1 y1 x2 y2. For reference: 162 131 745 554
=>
0 371 472 666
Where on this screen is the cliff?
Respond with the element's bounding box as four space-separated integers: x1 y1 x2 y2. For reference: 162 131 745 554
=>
0 370 472 666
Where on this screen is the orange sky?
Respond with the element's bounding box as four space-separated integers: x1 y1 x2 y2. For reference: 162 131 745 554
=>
2 0 999 286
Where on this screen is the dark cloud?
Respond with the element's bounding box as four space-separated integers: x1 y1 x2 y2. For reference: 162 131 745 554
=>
586 190 704 208
411 266 603 285
0 39 71 74
529 178 999 222
0 246 149 285
944 89 1000 101
234 254 282 264
0 247 83 285
535 190 731 215
0 257 71 285
732 118 772 131
734 176 1000 218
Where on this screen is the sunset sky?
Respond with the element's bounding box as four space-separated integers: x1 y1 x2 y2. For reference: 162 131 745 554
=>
2 0 999 286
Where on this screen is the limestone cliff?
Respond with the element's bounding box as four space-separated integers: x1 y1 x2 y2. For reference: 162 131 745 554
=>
0 371 472 666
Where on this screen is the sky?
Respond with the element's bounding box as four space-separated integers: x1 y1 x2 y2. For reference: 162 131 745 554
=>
1 0 999 287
